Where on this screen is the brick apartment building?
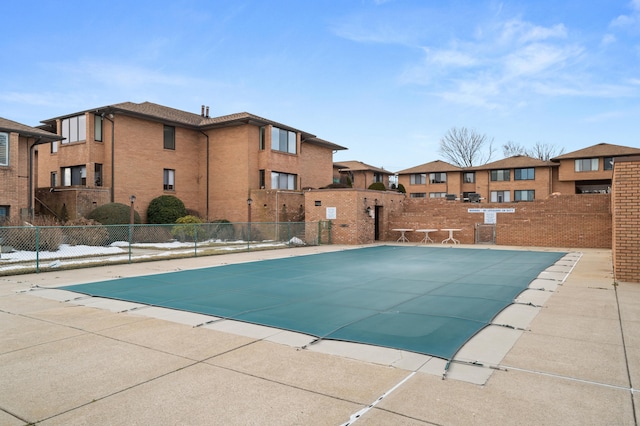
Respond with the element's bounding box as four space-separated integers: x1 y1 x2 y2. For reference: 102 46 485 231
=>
0 117 62 222
333 161 394 189
397 143 640 202
34 102 346 222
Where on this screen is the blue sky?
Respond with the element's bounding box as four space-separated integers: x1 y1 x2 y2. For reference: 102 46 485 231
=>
2 0 639 171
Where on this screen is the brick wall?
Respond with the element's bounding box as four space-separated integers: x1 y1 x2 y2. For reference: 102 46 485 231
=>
304 189 405 244
612 156 640 283
388 194 611 248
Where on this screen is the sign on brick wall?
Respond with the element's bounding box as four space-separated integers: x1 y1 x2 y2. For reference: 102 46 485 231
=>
468 208 515 224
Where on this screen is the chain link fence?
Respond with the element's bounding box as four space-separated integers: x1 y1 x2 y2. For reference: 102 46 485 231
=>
0 221 331 276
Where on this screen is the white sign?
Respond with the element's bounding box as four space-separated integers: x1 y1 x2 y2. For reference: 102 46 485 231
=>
468 208 514 224
468 208 515 213
484 211 497 224
326 207 337 220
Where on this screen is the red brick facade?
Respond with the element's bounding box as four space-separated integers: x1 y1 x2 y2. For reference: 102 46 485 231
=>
612 156 640 283
35 104 344 223
388 194 611 248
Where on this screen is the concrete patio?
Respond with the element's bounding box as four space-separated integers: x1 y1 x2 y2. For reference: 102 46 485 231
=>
0 244 637 425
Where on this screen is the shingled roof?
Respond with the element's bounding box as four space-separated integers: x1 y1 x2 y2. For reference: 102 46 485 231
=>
0 117 62 140
551 142 640 160
334 161 393 175
396 160 461 174
40 101 346 151
470 155 556 170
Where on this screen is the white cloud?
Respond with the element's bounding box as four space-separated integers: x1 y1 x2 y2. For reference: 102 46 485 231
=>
504 43 583 77
610 0 640 29
601 34 617 45
427 48 479 67
499 19 567 45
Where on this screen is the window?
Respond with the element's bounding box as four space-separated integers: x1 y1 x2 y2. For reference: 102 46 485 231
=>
373 172 383 183
61 165 86 186
575 158 599 172
429 192 447 198
95 164 103 187
271 171 297 190
514 168 535 180
94 115 103 142
61 115 86 144
271 127 296 154
259 127 265 150
430 172 446 184
164 169 175 190
490 169 510 181
0 132 8 166
51 140 58 153
410 193 426 198
410 173 426 184
164 125 175 150
50 172 58 187
259 169 265 188
514 190 535 201
0 206 8 223
463 172 475 183
604 157 613 171
490 191 510 203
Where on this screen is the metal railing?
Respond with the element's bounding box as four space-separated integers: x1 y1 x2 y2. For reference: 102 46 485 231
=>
0 221 332 275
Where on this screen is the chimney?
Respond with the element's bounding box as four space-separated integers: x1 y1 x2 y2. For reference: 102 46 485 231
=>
201 105 205 117
205 106 210 118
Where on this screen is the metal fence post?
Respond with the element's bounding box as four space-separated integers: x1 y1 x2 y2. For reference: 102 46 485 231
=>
35 226 40 273
128 224 132 263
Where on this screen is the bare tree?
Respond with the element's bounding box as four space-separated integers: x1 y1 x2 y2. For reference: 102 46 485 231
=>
528 142 565 161
502 141 565 161
439 127 494 167
502 141 527 157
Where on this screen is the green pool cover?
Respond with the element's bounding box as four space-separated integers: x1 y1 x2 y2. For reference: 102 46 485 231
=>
60 246 566 360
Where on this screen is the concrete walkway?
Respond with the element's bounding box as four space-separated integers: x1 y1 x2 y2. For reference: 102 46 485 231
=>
0 245 637 425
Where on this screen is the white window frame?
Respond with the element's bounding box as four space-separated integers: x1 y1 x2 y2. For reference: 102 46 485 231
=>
490 190 511 203
271 127 297 154
514 168 535 180
429 172 447 184
410 192 426 198
429 192 447 198
410 173 426 185
490 169 510 181
271 171 297 190
0 132 8 166
514 190 535 201
61 115 86 144
575 158 599 172
164 169 175 190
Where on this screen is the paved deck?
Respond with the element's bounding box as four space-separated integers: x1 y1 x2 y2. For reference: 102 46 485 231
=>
0 244 638 425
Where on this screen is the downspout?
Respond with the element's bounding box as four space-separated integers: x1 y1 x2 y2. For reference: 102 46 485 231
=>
199 130 210 221
28 137 42 219
102 114 115 202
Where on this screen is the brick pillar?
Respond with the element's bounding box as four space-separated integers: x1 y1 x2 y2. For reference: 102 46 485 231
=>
612 156 640 283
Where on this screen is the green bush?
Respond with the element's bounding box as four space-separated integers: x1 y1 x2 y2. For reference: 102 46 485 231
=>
368 182 386 191
172 215 203 242
147 195 187 224
87 203 141 225
87 203 141 243
397 183 406 194
63 218 109 246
